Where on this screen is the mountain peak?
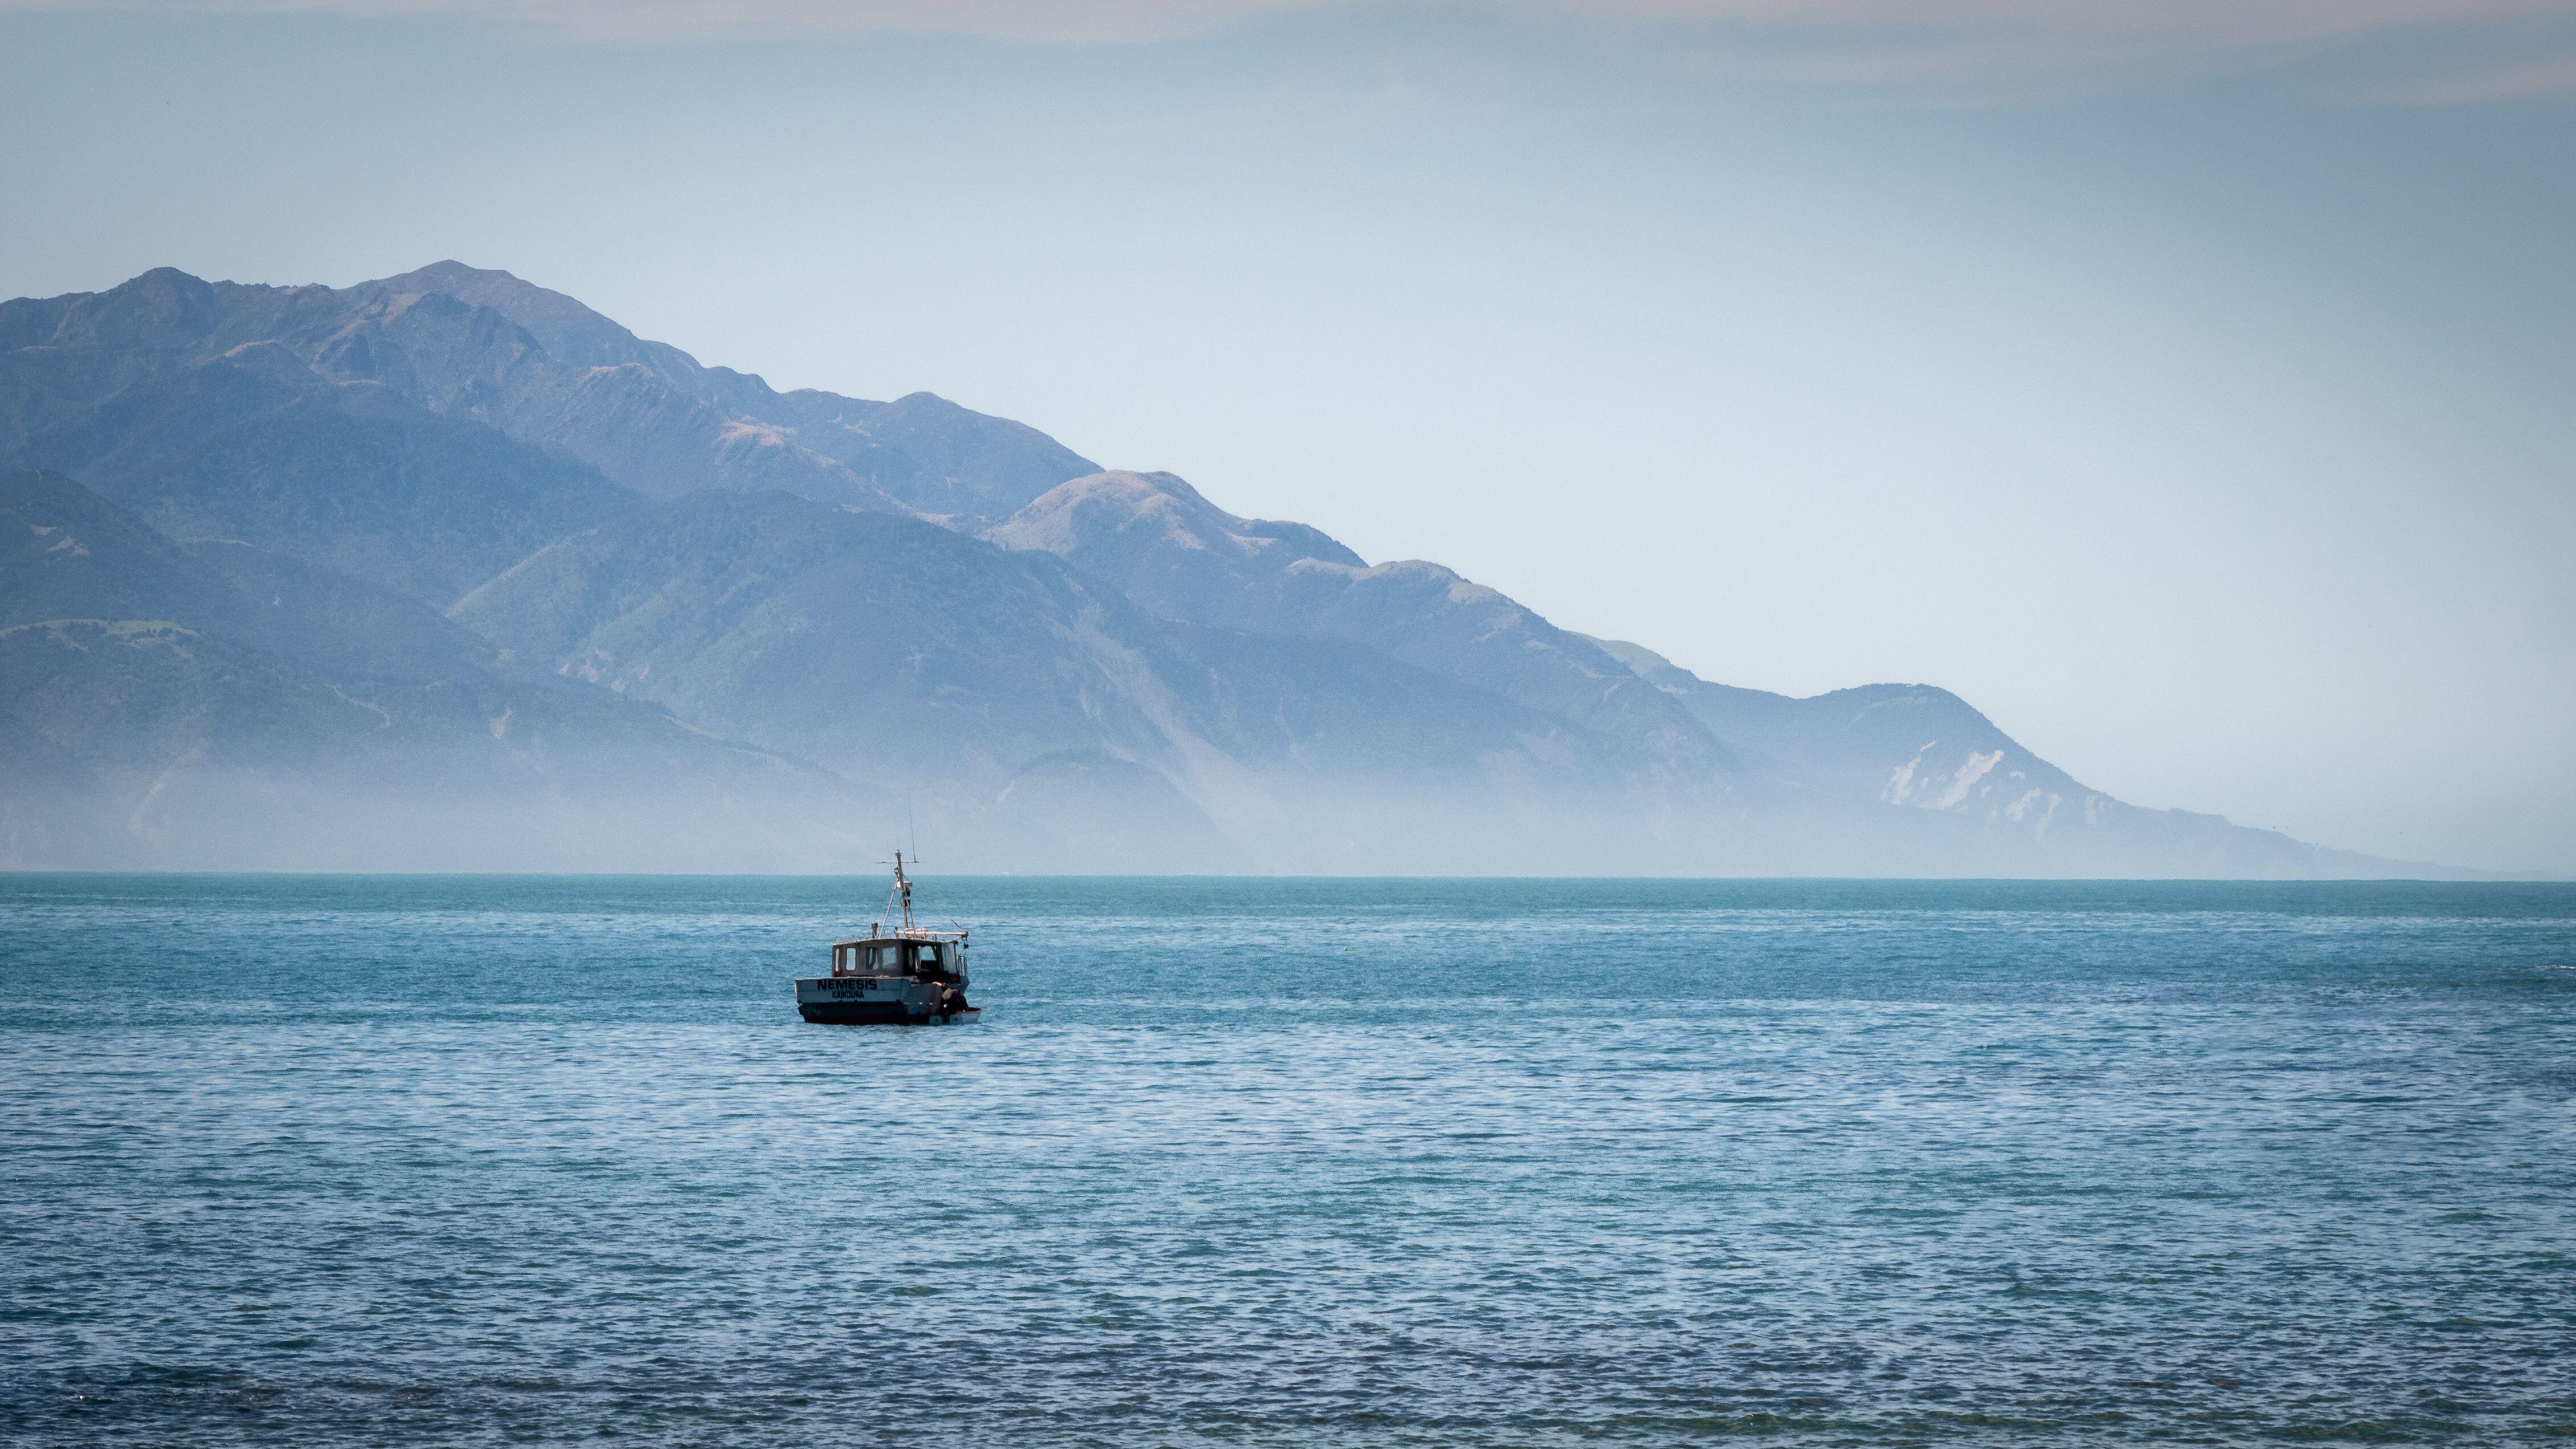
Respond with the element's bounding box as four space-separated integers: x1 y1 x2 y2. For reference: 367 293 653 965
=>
1579 635 1681 679
55 267 225 351
991 469 1364 573
361 261 645 371
124 265 214 292
391 259 514 285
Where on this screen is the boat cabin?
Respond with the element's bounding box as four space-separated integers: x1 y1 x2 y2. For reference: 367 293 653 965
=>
829 931 967 983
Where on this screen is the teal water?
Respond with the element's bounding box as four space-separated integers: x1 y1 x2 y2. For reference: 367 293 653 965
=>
3 875 2574 1446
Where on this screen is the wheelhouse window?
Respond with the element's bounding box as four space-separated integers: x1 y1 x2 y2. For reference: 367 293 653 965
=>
916 944 942 970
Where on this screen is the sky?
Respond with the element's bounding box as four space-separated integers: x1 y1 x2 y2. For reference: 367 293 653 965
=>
3 0 2573 874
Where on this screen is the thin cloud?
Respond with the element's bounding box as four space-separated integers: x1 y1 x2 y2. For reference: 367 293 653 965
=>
2397 48 2576 101
0 0 1328 42
6 0 2575 66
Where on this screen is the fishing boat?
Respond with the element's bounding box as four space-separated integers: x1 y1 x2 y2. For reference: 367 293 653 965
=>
795 853 979 1025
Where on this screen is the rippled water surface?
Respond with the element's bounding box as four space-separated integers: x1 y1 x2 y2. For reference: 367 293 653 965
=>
4 875 2574 1446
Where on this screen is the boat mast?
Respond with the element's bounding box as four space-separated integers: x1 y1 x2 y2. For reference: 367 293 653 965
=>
884 850 916 935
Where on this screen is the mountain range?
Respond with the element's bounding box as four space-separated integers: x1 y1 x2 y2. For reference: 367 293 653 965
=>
0 263 2446 875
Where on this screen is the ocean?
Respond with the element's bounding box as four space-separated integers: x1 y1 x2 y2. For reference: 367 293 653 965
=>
2 875 2572 1445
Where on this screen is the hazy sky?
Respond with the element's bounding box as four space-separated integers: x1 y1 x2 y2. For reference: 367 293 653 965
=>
4 1 2573 873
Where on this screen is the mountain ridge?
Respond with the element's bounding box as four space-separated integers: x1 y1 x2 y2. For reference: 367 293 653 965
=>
0 263 2474 877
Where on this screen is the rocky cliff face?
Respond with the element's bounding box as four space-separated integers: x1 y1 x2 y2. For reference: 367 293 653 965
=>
0 265 2457 876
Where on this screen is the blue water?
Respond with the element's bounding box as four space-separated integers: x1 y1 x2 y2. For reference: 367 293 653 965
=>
3 876 2574 1446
